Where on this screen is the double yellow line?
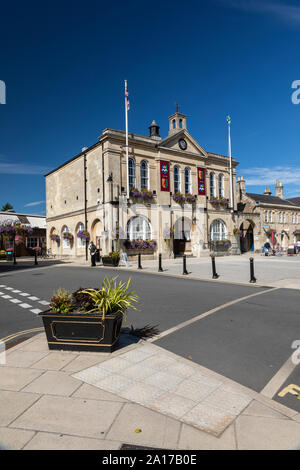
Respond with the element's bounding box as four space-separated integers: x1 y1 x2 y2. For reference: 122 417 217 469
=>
0 327 44 345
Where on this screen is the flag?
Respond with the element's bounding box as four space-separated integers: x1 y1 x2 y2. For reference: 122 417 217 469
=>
125 83 130 109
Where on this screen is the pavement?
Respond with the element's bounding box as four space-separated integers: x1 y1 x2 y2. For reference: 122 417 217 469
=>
0 331 300 450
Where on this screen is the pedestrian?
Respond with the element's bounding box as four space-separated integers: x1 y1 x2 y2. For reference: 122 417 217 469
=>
89 241 97 266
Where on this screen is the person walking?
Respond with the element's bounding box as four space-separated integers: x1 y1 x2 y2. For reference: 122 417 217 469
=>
89 241 97 266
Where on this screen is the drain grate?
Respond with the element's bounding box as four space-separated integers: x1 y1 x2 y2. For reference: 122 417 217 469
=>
120 444 162 450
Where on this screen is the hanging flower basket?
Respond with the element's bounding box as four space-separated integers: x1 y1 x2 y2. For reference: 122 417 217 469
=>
293 229 300 235
62 232 74 241
209 197 229 207
185 193 197 204
129 188 154 202
77 230 90 240
233 228 243 237
172 192 186 205
50 234 60 243
0 222 33 236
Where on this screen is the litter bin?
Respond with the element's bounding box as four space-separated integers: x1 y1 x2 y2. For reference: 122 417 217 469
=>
6 250 13 261
95 249 100 263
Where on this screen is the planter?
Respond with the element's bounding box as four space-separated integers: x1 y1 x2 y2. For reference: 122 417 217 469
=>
102 257 120 266
39 310 123 352
125 248 154 256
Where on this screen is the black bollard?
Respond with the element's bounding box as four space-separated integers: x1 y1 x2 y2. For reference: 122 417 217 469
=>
158 253 163 272
13 251 17 265
182 254 188 275
34 251 38 265
138 253 142 269
249 257 256 283
211 255 219 279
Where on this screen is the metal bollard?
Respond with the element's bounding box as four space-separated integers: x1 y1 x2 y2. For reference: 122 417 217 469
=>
211 255 219 279
34 251 38 265
13 251 17 265
158 253 163 272
182 255 188 275
249 257 256 283
138 253 142 269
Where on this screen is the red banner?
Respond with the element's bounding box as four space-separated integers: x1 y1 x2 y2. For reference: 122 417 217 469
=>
197 167 206 195
160 161 170 192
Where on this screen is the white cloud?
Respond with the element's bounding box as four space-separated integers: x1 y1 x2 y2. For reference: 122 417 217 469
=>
24 201 45 207
239 166 300 186
218 0 300 26
0 162 50 175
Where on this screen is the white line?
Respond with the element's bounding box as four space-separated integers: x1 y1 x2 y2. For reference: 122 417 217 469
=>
9 299 22 304
2 295 12 299
5 287 13 290
30 308 42 314
0 292 5 295
38 300 49 305
28 296 40 301
12 290 21 293
148 287 281 343
261 347 300 398
19 293 30 297
0 285 6 287
19 303 32 309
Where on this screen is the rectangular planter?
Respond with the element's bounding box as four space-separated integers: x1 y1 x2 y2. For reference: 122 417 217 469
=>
102 257 120 267
39 311 123 352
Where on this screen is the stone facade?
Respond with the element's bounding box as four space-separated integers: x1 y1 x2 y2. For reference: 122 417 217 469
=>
46 111 245 259
236 177 300 252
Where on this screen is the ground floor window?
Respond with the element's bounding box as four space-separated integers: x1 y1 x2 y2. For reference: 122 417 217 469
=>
27 237 38 248
127 216 152 240
210 219 226 241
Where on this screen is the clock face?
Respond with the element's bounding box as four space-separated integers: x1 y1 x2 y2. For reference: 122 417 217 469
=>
179 138 187 150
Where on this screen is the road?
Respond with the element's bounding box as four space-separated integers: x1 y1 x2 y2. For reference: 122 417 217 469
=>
0 262 299 412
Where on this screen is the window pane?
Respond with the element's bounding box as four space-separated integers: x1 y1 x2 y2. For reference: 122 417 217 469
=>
128 158 136 188
174 166 180 193
210 173 215 197
140 161 148 189
185 168 191 194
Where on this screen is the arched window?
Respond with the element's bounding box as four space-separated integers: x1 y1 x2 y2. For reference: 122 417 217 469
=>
172 119 176 129
62 226 70 249
179 119 183 128
128 158 136 188
174 165 181 193
210 220 227 241
210 173 216 197
218 174 224 198
127 216 152 240
140 160 149 189
77 223 85 248
184 167 191 194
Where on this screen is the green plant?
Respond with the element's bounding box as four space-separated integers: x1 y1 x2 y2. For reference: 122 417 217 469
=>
50 288 73 313
103 251 120 259
71 287 99 312
80 276 138 321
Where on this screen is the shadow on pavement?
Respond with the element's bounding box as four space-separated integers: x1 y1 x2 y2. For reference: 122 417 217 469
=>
0 260 65 273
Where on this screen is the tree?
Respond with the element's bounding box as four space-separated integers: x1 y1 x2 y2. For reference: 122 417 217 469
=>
1 203 15 212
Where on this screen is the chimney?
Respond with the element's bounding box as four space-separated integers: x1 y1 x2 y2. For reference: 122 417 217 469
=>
275 180 284 198
264 187 272 196
237 176 246 198
149 120 161 140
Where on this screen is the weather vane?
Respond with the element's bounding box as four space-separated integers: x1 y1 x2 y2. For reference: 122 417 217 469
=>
175 102 180 113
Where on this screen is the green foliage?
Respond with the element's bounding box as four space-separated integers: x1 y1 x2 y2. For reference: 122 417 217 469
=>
1 203 15 212
71 287 99 312
80 276 138 321
103 251 120 259
50 287 73 314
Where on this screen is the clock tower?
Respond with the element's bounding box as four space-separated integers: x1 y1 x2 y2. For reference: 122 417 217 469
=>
168 104 187 135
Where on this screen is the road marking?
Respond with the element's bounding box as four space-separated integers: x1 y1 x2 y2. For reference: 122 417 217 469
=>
12 290 21 293
0 285 6 287
30 308 42 314
261 346 300 398
2 295 12 299
0 327 44 344
4 287 13 290
148 287 281 343
278 384 300 398
38 300 49 305
9 299 22 304
20 293 30 297
0 292 5 295
19 303 32 309
28 296 39 301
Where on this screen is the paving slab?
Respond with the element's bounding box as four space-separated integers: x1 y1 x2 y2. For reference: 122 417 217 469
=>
31 352 79 371
235 415 300 450
23 432 121 450
21 371 83 396
0 366 43 391
105 403 181 449
178 423 237 450
0 427 35 450
72 383 129 403
0 390 41 427
11 395 124 439
1 350 49 368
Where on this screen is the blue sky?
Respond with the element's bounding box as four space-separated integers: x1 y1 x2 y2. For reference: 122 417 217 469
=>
1 0 300 214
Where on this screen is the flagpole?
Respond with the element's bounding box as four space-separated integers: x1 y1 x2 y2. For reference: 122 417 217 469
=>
227 115 234 210
125 80 129 199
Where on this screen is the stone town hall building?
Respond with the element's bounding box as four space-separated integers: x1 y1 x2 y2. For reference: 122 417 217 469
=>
46 110 297 259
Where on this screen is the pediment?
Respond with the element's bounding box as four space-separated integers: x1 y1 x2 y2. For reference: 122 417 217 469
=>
159 130 207 157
